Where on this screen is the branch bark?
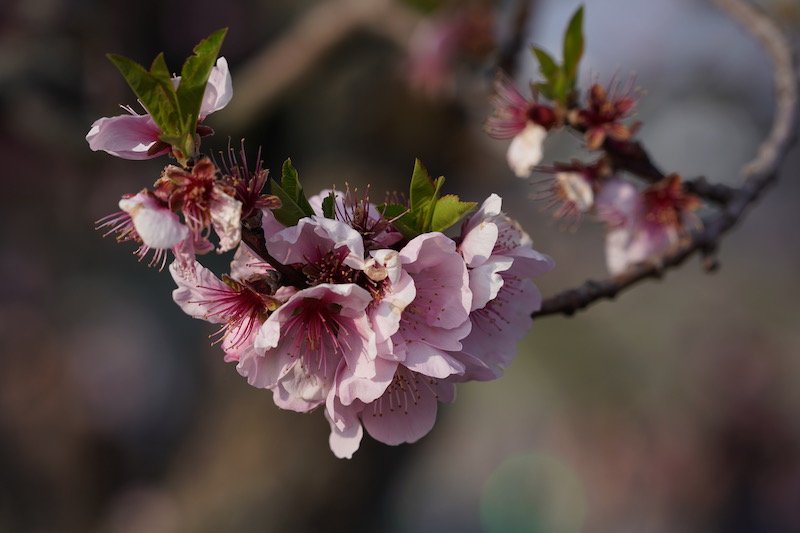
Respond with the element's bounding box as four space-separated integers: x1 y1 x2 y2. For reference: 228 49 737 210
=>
533 0 798 318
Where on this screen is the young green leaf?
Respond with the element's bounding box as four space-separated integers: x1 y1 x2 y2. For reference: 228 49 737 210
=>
430 195 477 233
322 192 336 219
409 159 439 230
176 28 227 138
270 159 315 226
562 6 584 83
531 46 559 82
107 54 181 138
409 159 435 209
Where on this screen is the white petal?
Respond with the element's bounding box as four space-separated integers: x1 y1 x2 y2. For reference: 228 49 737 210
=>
210 188 242 253
556 171 594 212
507 123 546 178
199 57 233 118
119 193 188 249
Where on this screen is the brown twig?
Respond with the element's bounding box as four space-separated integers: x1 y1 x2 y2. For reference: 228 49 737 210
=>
533 0 798 318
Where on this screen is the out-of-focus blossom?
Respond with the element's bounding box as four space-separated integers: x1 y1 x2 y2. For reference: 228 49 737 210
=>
407 8 494 97
570 82 638 150
486 74 556 177
86 58 231 159
597 175 699 274
534 159 611 224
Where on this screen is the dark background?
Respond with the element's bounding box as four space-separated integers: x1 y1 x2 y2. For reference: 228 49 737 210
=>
1 0 799 531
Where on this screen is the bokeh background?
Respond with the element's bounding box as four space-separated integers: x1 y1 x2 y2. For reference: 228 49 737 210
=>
2 0 799 531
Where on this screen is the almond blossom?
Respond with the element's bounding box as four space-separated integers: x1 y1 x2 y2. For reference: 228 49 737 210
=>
86 57 232 159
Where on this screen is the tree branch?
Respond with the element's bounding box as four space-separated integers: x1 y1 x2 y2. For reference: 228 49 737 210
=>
534 0 798 319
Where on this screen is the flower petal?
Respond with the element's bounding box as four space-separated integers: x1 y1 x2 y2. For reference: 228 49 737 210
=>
119 193 188 249
86 114 166 160
199 57 233 118
507 123 546 178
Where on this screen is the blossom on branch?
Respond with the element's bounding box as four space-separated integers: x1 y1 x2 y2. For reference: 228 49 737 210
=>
597 175 699 275
486 73 556 178
86 58 232 159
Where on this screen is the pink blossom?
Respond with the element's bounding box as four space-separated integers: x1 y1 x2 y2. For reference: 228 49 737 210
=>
86 58 232 159
169 245 288 363
597 176 699 275
333 249 416 409
308 189 403 249
486 74 557 178
241 283 377 413
324 233 473 457
392 233 472 378
326 366 456 459
266 216 366 280
454 194 554 380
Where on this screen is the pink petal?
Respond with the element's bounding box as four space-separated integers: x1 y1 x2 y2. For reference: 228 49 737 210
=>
230 244 273 281
199 57 233 118
325 394 364 459
361 366 453 446
86 114 166 160
168 259 228 323
337 357 398 406
468 257 513 311
403 340 465 379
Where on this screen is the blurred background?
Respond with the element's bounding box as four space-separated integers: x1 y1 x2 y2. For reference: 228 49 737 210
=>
2 0 800 531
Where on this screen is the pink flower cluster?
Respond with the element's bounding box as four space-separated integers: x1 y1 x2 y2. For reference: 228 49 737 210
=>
88 45 554 458
170 191 553 458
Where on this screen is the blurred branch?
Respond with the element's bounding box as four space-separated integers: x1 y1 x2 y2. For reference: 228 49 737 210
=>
496 0 535 74
219 0 421 130
534 0 798 318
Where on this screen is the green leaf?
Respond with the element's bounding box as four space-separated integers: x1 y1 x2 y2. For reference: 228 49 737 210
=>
322 192 336 219
562 6 584 83
176 28 227 136
531 46 559 82
379 203 420 239
430 195 477 233
409 159 449 232
107 54 181 137
270 159 315 226
409 159 436 211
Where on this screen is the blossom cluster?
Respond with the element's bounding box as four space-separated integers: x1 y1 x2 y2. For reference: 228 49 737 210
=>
88 46 553 458
485 28 700 275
